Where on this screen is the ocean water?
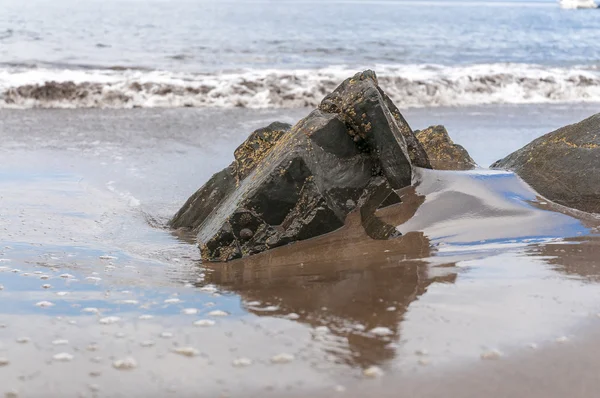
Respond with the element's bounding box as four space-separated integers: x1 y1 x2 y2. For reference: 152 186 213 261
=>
2 0 600 108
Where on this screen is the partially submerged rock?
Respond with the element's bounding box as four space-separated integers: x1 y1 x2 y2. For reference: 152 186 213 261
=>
415 125 476 170
171 71 431 261
492 113 600 214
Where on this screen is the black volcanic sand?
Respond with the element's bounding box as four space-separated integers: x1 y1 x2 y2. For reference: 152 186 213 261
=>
2 105 600 397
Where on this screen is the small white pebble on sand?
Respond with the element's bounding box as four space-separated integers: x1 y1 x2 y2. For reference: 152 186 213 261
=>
556 336 569 344
52 339 69 346
82 307 99 314
99 316 121 325
353 324 366 331
284 313 300 320
232 357 253 367
42 284 52 289
138 314 153 320
199 285 217 293
370 327 393 336
363 366 384 378
173 347 199 357
386 306 396 311
480 349 502 360
164 298 182 304
40 275 49 280
160 332 173 338
270 353 295 364
53 353 74 362
59 274 74 279
193 319 215 327
314 326 330 334
36 301 54 308
208 310 228 317
0 357 9 366
181 308 199 315
113 357 137 370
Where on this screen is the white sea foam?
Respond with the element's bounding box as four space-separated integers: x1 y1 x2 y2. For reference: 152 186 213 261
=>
2 63 600 109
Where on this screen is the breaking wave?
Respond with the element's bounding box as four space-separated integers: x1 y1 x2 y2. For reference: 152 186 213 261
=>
2 63 600 109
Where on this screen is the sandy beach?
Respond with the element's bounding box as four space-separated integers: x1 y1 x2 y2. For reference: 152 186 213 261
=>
1 104 600 396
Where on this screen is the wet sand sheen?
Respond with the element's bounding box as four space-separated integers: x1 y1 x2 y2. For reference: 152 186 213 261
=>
2 106 600 397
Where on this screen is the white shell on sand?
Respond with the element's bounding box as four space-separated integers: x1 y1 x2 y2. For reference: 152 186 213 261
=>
270 353 295 364
232 357 253 367
193 319 215 327
53 353 74 362
480 349 502 360
363 366 384 378
113 357 137 370
173 347 199 357
99 316 121 325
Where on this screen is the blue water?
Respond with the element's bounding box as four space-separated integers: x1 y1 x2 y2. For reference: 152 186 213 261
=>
1 0 600 108
1 0 599 70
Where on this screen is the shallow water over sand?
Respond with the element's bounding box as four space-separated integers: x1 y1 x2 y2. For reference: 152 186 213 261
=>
2 105 600 397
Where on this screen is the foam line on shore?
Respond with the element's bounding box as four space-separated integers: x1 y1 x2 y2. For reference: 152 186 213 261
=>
2 63 600 109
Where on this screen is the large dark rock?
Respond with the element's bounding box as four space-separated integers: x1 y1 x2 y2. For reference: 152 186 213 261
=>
171 70 431 261
415 125 476 170
492 113 600 213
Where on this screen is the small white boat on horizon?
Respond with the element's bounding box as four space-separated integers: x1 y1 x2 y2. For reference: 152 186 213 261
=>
559 0 598 9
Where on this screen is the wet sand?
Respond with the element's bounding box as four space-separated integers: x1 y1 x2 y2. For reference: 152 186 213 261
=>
2 104 600 397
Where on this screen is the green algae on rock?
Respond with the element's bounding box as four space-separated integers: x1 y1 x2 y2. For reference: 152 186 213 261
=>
492 113 600 214
170 70 431 262
415 125 476 171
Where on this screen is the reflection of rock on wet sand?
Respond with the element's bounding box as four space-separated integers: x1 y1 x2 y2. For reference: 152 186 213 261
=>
529 235 600 282
201 166 600 369
205 188 458 367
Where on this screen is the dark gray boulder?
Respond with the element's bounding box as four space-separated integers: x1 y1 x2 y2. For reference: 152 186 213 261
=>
415 125 476 171
492 113 600 214
171 70 431 261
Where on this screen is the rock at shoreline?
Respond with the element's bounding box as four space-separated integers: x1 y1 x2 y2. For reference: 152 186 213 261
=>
171 70 432 261
492 113 600 214
415 125 476 170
